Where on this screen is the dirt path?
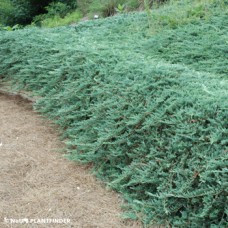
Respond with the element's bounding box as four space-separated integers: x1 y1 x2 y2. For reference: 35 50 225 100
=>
0 93 140 228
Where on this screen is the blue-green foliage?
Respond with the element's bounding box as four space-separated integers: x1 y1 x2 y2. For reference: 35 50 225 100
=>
0 1 227 227
143 13 228 75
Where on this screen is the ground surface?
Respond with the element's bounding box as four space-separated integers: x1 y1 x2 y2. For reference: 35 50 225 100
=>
0 93 141 228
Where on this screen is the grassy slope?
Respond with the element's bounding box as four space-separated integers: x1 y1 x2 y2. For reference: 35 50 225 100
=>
0 0 227 226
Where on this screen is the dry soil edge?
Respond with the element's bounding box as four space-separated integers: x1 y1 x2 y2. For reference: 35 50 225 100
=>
0 92 142 228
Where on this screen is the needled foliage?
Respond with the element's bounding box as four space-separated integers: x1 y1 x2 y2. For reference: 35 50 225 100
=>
0 0 227 227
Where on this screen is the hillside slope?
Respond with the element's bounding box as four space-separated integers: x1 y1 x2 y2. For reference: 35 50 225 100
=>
0 0 227 226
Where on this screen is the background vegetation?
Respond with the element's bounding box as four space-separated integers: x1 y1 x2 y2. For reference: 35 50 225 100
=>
0 0 168 27
0 0 227 227
0 0 77 26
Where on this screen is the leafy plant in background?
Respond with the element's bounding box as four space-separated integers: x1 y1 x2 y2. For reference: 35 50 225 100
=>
45 2 70 18
115 3 126 13
33 1 80 27
33 1 82 27
101 0 125 17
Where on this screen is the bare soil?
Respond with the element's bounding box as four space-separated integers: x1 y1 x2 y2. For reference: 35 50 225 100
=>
0 93 141 228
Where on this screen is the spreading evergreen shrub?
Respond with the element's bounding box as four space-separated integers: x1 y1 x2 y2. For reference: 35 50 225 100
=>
0 0 227 226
